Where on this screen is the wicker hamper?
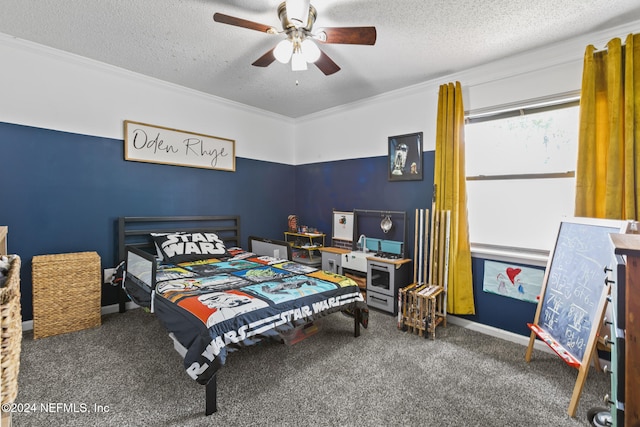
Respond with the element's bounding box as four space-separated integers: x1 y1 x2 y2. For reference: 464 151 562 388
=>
1 255 22 411
32 251 101 339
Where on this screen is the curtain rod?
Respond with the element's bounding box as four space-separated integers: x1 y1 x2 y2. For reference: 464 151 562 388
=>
465 90 581 122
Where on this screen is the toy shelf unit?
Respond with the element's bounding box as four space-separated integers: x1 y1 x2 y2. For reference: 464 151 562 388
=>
284 232 325 266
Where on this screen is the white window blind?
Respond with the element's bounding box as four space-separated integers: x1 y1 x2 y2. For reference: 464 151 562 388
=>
465 94 580 256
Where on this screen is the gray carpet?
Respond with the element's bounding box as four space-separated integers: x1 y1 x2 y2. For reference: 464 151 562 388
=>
12 308 608 426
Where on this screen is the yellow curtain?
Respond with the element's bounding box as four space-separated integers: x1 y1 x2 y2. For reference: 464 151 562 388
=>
434 81 475 315
575 34 639 220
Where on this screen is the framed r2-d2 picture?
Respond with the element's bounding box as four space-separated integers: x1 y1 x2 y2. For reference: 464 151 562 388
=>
388 132 423 181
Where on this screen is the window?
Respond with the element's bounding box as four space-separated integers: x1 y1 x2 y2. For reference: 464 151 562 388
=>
465 95 580 259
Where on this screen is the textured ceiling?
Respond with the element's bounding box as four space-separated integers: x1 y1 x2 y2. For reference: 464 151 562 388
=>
2 0 640 118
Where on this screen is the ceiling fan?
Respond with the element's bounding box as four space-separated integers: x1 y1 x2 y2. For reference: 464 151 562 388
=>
213 0 376 75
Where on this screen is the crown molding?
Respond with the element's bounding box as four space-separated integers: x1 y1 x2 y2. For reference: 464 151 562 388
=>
0 32 295 126
3 17 640 127
297 19 640 123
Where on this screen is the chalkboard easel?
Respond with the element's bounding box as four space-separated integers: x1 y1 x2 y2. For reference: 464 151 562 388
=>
524 217 628 417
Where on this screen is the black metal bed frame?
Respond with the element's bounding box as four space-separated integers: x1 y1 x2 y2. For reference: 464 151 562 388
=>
116 215 361 416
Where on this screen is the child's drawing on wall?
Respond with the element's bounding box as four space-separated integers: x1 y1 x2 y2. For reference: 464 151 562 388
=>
483 261 543 303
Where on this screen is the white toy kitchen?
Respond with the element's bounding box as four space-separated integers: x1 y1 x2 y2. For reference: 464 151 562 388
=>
320 209 411 315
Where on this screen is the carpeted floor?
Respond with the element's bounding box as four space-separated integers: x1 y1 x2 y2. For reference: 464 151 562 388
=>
11 308 608 426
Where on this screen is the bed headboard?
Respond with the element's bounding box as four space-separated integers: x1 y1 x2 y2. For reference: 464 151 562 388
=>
117 215 241 263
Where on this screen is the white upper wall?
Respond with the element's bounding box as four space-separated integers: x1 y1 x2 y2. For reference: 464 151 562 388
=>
1 20 639 166
294 20 640 164
0 33 295 165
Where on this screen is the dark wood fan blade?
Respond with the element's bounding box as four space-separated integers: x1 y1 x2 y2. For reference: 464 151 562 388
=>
314 50 340 75
213 13 277 34
319 27 376 45
252 48 277 67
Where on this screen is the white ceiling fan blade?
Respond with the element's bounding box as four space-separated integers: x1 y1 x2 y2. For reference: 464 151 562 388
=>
286 0 310 27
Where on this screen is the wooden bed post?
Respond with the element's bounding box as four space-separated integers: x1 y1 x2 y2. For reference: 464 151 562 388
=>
205 374 217 415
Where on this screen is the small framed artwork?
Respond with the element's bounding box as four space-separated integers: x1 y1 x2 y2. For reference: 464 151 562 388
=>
388 132 423 181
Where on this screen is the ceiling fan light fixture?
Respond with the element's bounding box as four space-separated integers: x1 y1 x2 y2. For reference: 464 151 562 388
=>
274 39 293 63
301 39 321 63
214 2 374 76
291 50 308 71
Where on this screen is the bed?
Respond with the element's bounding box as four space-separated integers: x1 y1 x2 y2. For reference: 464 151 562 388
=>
116 216 368 415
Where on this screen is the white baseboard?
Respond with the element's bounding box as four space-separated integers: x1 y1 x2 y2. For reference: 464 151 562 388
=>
21 301 140 331
447 315 555 355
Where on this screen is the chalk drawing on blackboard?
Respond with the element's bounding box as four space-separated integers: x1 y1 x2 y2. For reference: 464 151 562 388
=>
524 216 629 417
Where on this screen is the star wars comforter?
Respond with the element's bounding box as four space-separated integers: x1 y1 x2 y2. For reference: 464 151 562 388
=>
124 246 368 385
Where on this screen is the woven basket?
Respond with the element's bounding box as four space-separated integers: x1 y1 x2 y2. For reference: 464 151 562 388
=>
32 252 101 339
1 255 22 405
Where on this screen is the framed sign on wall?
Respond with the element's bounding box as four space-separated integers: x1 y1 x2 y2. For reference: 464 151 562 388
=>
124 120 236 171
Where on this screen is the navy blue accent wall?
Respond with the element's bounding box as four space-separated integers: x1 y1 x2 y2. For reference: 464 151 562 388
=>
294 153 435 257
0 122 295 320
2 122 544 336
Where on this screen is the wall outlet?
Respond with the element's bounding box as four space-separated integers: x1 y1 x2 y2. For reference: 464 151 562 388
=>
103 268 115 284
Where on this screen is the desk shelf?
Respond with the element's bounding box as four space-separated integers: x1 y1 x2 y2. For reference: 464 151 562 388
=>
284 232 325 266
